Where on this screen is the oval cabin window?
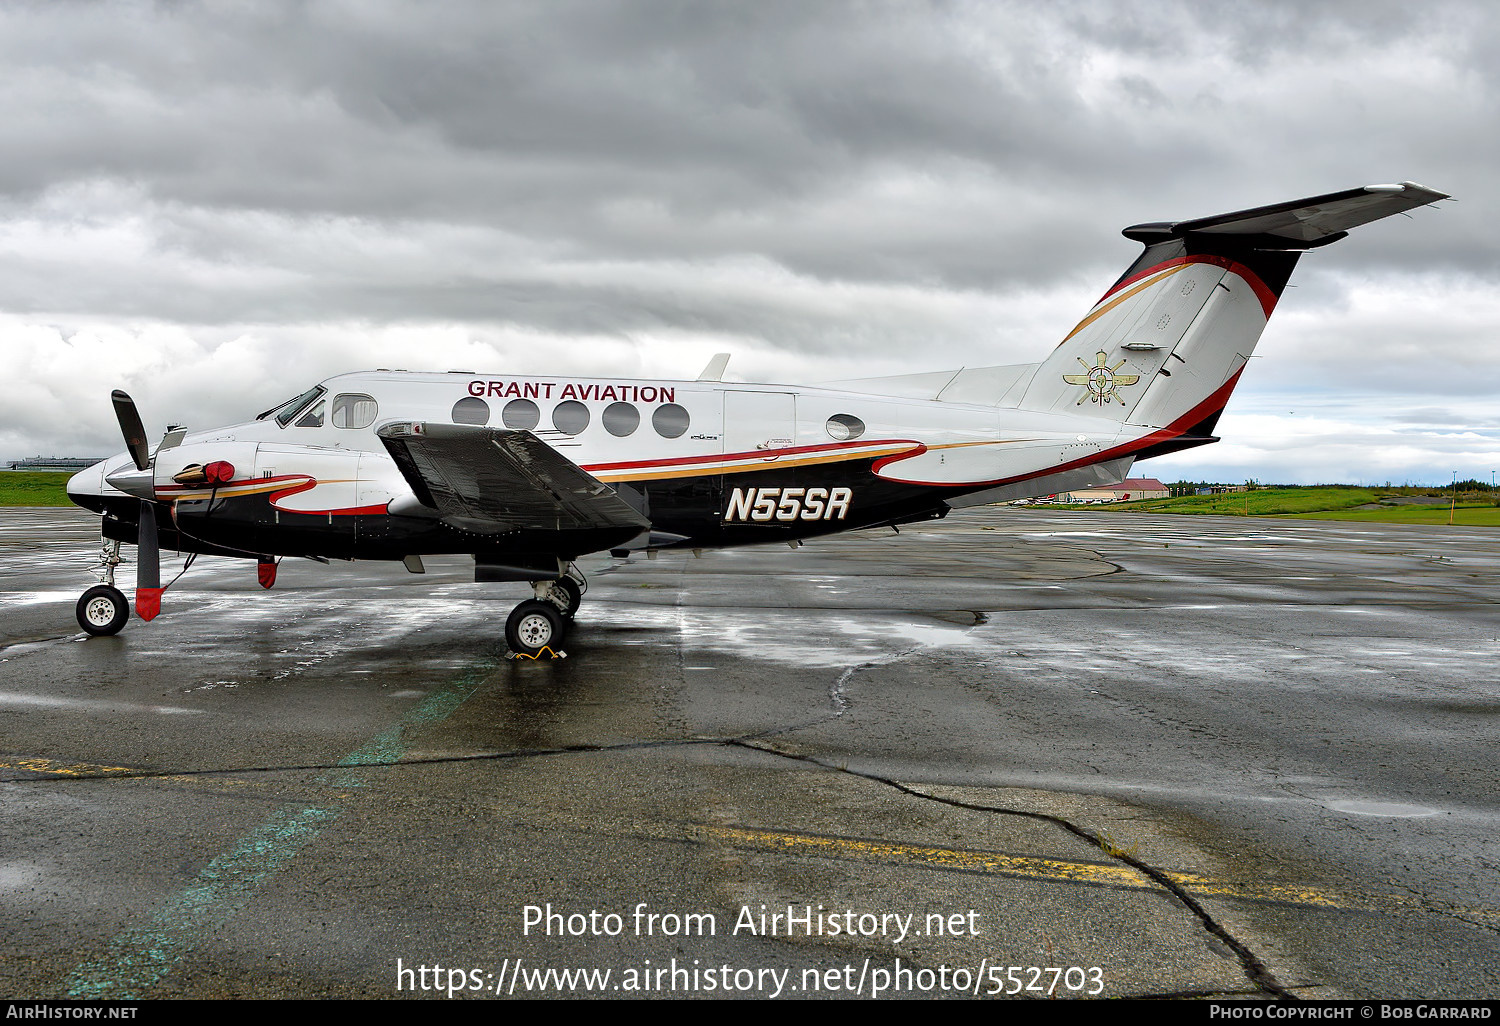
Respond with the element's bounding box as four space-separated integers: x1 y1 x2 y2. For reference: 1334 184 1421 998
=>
652 403 690 439
602 401 640 437
452 397 490 426
501 398 539 430
552 400 590 435
825 414 865 441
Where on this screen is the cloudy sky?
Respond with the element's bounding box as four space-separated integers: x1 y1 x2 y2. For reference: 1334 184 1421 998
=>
1 0 1496 484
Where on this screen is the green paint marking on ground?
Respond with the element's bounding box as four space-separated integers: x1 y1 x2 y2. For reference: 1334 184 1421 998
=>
341 677 484 767
64 806 336 999
63 660 494 999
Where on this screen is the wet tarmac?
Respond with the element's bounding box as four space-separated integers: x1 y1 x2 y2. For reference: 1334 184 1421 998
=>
1 505 1497 1000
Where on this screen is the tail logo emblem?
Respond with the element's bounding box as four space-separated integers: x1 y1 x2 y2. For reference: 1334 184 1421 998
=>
1064 350 1140 406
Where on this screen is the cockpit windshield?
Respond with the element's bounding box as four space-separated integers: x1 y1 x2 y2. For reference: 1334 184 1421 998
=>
257 385 328 427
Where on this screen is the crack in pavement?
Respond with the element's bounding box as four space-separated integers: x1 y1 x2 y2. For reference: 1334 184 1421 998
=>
822 642 926 718
720 738 1297 1002
12 728 1295 999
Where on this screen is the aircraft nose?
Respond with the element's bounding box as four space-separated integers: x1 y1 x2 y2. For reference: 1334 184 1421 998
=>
66 460 109 513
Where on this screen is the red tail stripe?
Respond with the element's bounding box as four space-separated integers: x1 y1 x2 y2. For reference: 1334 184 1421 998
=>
1099 255 1279 318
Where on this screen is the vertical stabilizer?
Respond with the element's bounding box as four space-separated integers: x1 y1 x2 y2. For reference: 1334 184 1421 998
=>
1018 183 1447 435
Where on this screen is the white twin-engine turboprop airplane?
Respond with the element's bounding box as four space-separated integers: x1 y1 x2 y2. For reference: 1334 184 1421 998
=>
67 182 1448 655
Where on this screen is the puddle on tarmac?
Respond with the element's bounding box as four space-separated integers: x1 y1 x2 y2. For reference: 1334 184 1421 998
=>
1326 800 1439 818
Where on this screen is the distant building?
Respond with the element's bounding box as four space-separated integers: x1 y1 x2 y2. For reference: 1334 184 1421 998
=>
4 457 105 472
1054 477 1170 503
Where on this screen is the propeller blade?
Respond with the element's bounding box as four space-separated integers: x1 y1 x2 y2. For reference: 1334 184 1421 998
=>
136 500 163 621
111 389 151 472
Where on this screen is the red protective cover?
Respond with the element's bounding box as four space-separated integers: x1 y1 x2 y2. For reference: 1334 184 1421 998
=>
136 588 163 621
257 561 277 589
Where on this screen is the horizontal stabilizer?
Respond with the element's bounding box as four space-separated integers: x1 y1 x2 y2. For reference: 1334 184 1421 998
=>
1124 182 1449 248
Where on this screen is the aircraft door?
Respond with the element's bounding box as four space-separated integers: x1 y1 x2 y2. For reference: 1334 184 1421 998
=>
723 391 796 455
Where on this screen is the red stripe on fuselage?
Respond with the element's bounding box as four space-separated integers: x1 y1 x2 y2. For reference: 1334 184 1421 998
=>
160 474 381 517
873 369 1245 490
584 438 922 474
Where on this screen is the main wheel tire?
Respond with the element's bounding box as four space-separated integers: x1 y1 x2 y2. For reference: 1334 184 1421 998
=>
552 576 582 620
505 600 565 657
76 585 130 637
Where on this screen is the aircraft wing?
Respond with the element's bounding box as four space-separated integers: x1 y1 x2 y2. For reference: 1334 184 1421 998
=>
376 422 651 534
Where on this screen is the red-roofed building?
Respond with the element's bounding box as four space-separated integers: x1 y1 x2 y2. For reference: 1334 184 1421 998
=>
1053 477 1170 503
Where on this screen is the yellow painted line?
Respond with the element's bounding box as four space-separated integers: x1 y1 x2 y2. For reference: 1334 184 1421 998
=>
0 757 268 793
1 756 140 778
678 823 1500 925
691 824 1151 888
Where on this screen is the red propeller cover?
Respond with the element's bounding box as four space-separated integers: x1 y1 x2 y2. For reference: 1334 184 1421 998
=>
136 588 162 621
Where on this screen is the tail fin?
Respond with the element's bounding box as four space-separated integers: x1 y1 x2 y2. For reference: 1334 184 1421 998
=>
1019 183 1448 436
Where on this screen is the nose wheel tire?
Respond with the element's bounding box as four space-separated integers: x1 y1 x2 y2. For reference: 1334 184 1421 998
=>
506 600 565 657
76 585 130 636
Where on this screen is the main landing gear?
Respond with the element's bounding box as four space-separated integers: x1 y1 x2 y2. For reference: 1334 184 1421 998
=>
76 538 129 636
504 565 586 658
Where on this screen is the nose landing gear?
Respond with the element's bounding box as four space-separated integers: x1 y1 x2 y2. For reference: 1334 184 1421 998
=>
76 538 129 636
77 584 130 636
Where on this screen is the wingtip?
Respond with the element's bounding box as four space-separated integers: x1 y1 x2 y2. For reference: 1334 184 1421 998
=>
1366 181 1451 202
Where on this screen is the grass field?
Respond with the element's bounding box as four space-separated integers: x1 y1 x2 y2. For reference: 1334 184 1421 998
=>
1286 504 1500 526
0 472 75 506
1041 486 1500 524
1100 487 1381 516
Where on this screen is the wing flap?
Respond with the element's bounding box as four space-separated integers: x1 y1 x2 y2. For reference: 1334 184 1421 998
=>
377 422 651 534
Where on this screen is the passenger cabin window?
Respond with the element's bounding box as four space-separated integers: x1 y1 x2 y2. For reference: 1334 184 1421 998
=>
826 414 865 441
452 397 490 425
333 394 378 429
294 400 325 428
552 400 590 435
502 398 539 430
602 402 639 437
652 403 690 439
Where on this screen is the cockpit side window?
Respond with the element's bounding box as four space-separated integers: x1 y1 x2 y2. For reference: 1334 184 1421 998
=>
294 400 326 428
332 393 378 429
268 386 327 427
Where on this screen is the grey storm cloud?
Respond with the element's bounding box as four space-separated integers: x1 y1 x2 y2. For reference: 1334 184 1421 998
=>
0 0 1497 483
